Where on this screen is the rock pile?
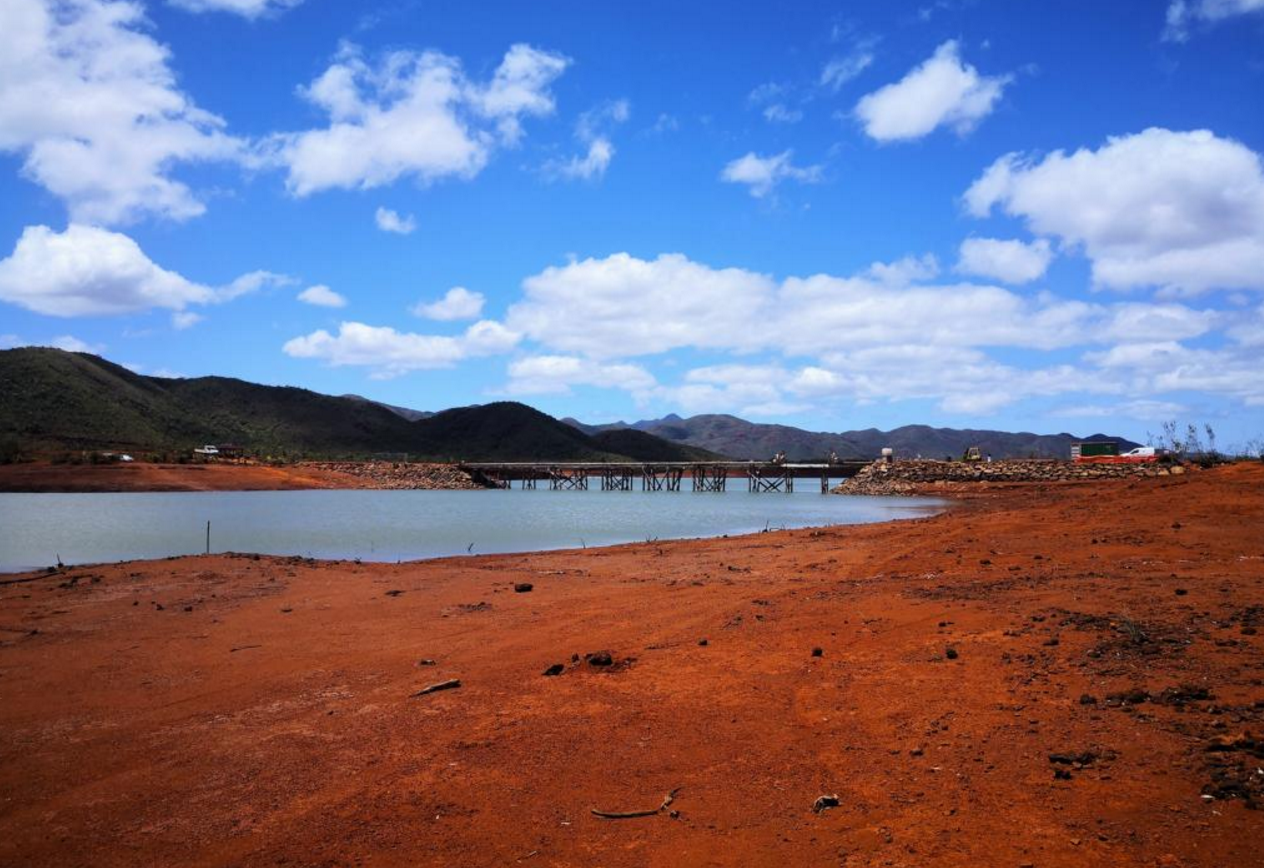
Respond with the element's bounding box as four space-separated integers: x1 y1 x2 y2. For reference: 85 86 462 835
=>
834 458 1186 496
303 461 487 490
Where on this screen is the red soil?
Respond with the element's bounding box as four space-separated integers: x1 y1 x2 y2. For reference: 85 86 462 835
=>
0 461 368 492
1 463 1262 866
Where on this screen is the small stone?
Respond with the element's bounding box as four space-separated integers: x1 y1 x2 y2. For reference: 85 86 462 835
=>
1175 588 1188 596
585 651 613 667
945 647 959 660
1054 768 1072 780
698 638 708 646
542 663 564 677
1079 694 1098 705
812 794 840 813
514 583 534 593
811 647 824 658
910 746 924 757
417 659 437 667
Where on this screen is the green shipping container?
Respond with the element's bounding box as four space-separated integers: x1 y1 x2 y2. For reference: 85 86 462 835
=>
1074 441 1118 458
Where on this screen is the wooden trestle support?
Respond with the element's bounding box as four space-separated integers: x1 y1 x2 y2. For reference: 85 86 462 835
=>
601 468 635 491
747 466 794 493
548 468 589 490
692 464 728 492
641 466 684 491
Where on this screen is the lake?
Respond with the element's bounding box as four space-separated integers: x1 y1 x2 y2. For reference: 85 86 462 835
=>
0 486 945 573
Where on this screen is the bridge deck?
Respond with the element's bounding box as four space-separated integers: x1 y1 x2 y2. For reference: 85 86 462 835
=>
458 460 872 492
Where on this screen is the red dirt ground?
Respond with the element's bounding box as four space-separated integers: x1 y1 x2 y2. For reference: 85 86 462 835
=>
0 461 368 492
1 464 1262 867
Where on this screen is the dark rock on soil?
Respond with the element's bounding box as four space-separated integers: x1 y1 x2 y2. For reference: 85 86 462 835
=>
585 651 614 667
514 583 534 593
542 663 565 677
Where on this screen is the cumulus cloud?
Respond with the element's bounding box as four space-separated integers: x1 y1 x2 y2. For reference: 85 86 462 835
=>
508 253 776 358
272 42 569 196
957 237 1053 284
167 0 303 17
545 99 628 181
374 206 416 234
964 128 1264 294
282 319 518 378
505 355 656 396
1164 0 1264 41
0 224 282 317
487 250 1238 415
0 224 211 316
0 0 245 224
855 40 1010 141
411 286 485 321
720 150 823 198
297 284 347 308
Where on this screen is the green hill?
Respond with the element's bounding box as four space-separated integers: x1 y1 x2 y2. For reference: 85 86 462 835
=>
0 348 714 462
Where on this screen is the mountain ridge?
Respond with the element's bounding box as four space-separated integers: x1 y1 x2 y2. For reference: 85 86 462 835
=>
563 412 1139 461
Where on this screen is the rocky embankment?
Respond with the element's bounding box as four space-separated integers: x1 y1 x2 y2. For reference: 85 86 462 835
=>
300 461 487 490
835 457 1187 495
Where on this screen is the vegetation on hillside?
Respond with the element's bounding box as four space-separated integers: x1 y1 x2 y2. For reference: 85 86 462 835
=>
0 349 713 462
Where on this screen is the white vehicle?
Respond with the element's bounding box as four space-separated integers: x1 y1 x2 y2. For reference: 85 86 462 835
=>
193 445 220 456
1121 447 1156 458
119 454 134 462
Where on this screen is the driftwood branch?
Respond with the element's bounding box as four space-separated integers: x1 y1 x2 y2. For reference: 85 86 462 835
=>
591 787 680 820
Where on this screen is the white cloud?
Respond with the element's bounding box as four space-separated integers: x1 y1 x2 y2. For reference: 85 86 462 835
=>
762 104 803 124
820 46 875 92
505 355 656 396
854 40 1010 141
282 319 518 378
508 253 776 358
956 237 1053 284
411 286 485 321
545 99 628 181
964 128 1264 294
171 310 202 329
273 43 569 196
167 0 303 18
1052 399 1190 421
374 206 416 235
0 224 211 316
865 253 940 286
720 150 824 198
0 224 282 318
1164 0 1264 41
747 82 803 125
0 0 245 224
297 284 347 308
506 251 1222 365
216 269 293 301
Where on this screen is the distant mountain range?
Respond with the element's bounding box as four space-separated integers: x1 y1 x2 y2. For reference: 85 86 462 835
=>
0 348 717 463
0 347 1138 463
563 413 1140 461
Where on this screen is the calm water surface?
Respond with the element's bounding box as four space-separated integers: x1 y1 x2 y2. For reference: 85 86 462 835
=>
0 485 944 573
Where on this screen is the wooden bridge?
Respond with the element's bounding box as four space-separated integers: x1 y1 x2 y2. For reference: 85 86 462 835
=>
458 461 871 493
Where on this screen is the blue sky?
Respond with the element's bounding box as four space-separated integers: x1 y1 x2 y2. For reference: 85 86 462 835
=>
2 0 1263 448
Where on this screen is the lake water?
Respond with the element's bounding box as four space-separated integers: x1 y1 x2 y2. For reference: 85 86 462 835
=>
0 485 945 574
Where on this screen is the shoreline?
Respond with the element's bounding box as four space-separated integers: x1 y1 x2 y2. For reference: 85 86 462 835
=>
1 464 1261 865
